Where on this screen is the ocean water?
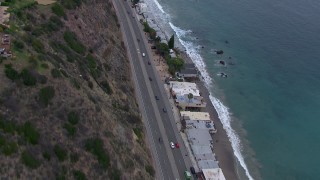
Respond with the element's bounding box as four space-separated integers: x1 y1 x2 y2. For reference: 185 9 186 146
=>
143 0 320 179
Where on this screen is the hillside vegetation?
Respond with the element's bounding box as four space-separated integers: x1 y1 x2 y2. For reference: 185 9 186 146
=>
0 0 154 179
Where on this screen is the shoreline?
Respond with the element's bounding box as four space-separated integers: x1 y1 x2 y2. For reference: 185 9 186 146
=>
133 1 241 179
144 33 239 179
179 51 240 180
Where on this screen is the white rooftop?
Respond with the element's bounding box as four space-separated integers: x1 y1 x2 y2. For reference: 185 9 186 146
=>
181 111 210 121
195 153 216 161
190 145 213 155
202 168 226 180
170 81 200 96
198 160 219 169
186 129 213 146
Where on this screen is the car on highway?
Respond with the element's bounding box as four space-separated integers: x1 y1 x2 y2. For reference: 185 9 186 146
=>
149 77 152 81
155 96 159 100
162 108 167 113
142 53 146 57
175 143 180 148
148 61 151 65
170 142 175 149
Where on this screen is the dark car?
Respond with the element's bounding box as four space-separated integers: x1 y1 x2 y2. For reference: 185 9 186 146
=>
149 77 152 81
190 167 196 174
155 96 159 100
148 61 151 65
162 108 167 113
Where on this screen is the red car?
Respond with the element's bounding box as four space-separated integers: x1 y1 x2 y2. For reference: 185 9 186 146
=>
175 143 180 148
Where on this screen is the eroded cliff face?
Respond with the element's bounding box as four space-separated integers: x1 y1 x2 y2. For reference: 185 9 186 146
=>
0 0 153 179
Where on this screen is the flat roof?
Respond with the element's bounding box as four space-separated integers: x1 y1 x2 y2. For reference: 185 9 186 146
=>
194 153 216 161
190 145 213 155
185 120 215 130
202 168 226 180
176 95 203 104
198 160 219 169
179 68 198 75
181 111 210 121
186 129 213 146
170 81 200 96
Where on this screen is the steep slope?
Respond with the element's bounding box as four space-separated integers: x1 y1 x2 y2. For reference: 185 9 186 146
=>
0 0 154 179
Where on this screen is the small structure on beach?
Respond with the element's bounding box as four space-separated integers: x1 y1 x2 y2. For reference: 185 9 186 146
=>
176 63 198 79
201 168 226 180
137 2 147 15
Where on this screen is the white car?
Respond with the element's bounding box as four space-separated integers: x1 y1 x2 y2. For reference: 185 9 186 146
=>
170 142 175 149
142 53 146 57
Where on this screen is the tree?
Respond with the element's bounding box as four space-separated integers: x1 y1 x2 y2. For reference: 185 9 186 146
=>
156 43 169 56
168 35 174 49
172 57 184 71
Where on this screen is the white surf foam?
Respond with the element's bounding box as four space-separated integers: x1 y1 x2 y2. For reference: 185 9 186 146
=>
171 23 254 180
144 0 254 180
152 0 165 13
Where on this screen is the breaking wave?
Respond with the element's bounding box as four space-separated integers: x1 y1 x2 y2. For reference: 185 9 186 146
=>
144 0 254 179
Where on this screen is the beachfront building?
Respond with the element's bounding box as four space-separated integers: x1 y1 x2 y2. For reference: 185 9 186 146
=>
201 168 226 180
170 81 206 110
185 128 226 180
186 129 214 146
176 63 198 79
181 111 216 133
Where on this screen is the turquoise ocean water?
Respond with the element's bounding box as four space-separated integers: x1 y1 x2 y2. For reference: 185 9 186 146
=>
143 0 320 179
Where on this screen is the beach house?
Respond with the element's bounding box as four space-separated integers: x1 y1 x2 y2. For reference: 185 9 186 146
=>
170 81 206 110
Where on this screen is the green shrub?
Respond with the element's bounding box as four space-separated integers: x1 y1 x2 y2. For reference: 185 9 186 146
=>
21 151 40 169
13 40 24 50
63 123 76 137
0 118 17 134
110 169 121 180
51 68 61 78
51 3 65 17
38 75 48 84
41 63 49 69
86 54 96 69
2 141 18 156
133 128 143 140
43 16 63 32
39 86 55 106
145 165 155 177
70 153 79 163
100 80 112 95
22 122 40 145
0 2 10 6
0 135 6 147
4 64 19 81
43 151 51 161
54 145 67 161
73 170 86 180
68 111 79 125
63 31 86 54
85 138 110 169
32 39 45 53
70 78 81 90
20 69 37 86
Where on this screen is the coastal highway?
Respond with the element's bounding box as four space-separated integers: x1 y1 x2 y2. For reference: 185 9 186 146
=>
113 0 193 179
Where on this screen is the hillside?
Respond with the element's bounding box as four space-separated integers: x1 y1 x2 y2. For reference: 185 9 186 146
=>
0 0 154 179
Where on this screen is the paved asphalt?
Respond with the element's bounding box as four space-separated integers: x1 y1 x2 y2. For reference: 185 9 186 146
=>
113 0 193 179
